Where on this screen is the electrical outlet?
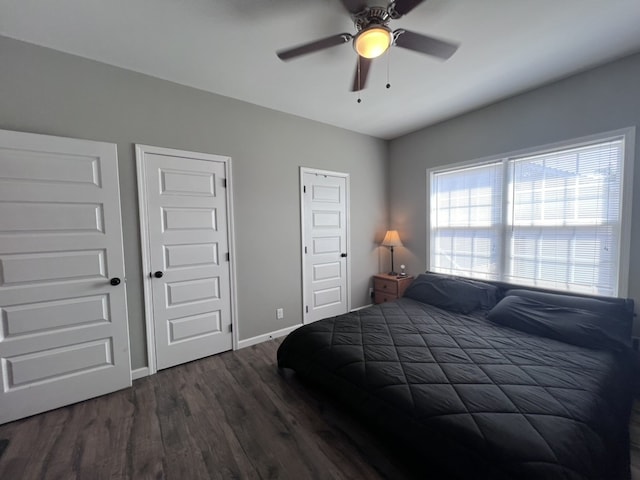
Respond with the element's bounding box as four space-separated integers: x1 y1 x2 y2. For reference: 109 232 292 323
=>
276 308 284 319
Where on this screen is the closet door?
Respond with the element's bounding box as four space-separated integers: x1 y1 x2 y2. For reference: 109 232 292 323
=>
301 168 350 323
137 145 234 372
0 129 131 424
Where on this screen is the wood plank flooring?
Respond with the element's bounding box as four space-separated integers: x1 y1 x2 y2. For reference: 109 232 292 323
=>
0 338 638 479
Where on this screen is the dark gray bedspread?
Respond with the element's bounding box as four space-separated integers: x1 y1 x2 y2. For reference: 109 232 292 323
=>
277 298 635 479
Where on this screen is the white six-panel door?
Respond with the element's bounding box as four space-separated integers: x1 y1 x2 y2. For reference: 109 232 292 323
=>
301 168 350 323
137 145 234 372
0 129 131 424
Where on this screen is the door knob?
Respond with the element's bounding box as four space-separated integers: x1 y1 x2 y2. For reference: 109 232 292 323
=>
110 277 121 286
341 253 347 258
153 271 164 278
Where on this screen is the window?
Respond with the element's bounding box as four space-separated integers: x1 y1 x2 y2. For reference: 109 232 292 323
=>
429 130 634 297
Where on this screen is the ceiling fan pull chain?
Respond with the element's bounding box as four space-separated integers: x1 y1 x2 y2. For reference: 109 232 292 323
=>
357 56 362 103
386 48 391 89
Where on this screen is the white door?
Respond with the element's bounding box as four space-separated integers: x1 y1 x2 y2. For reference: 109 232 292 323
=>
137 145 234 372
301 168 350 323
0 129 131 424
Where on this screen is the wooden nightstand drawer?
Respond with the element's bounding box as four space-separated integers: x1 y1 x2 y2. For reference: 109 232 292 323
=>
374 291 396 304
372 274 414 304
373 277 399 295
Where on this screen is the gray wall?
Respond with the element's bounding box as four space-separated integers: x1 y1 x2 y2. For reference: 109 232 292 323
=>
389 52 640 328
0 36 388 369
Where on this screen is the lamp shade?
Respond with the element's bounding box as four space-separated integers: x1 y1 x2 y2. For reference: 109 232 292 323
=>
354 26 392 59
382 230 403 247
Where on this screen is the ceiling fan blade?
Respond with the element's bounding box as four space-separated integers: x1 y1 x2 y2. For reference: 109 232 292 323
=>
340 0 368 14
393 29 459 60
389 0 425 18
277 33 352 61
351 56 372 92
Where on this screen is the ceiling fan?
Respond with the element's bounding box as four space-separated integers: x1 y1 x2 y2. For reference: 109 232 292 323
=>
276 0 459 92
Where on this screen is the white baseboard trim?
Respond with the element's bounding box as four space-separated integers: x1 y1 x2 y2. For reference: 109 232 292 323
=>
351 304 373 312
237 324 302 349
131 367 150 381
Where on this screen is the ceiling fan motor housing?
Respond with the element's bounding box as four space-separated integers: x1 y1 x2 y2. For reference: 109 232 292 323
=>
353 7 390 31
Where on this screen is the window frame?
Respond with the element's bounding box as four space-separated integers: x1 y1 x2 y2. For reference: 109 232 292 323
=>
426 127 636 297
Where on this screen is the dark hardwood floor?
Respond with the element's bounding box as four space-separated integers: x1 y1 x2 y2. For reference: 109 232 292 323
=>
0 338 639 479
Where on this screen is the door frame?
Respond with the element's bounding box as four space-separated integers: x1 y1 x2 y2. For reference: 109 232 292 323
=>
299 167 351 324
136 144 239 375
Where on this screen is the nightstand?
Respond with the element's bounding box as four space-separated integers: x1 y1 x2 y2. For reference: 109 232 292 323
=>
373 274 414 304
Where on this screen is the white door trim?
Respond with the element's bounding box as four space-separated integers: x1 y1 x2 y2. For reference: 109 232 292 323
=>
300 167 351 324
136 144 238 375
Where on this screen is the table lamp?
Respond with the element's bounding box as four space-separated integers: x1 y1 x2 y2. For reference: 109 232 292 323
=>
381 230 402 276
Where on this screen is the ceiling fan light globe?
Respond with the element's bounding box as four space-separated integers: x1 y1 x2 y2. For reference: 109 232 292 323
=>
354 26 392 59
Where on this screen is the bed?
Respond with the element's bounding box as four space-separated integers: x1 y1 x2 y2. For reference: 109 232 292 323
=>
277 273 637 479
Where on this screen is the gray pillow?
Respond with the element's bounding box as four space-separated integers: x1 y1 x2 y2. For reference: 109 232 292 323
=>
404 273 499 314
505 289 633 341
488 295 632 352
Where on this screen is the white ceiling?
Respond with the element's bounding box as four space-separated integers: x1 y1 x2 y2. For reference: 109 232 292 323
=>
1 0 640 139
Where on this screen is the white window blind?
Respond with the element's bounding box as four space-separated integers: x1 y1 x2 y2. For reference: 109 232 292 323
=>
431 162 502 280
429 134 630 296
